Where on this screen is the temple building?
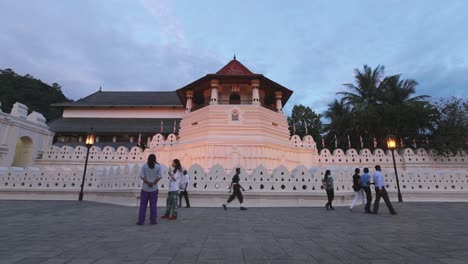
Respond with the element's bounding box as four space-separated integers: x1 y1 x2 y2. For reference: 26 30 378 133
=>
48 57 316 169
49 58 291 145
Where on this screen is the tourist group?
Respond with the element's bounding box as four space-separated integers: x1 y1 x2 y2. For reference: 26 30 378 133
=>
136 155 396 225
321 166 397 215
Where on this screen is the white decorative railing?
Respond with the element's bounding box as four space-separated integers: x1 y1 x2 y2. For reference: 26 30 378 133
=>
1 163 466 195
38 134 466 170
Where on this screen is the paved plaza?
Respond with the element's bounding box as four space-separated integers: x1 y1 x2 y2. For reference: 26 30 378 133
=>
1 200 468 264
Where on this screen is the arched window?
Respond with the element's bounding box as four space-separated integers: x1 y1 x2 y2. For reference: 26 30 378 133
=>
232 111 239 121
229 93 241 104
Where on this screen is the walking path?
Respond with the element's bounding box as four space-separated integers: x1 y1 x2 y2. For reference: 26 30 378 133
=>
1 201 467 264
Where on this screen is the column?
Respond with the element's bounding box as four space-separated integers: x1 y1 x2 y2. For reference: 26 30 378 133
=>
209 79 219 105
275 91 283 112
186 90 193 113
251 79 260 105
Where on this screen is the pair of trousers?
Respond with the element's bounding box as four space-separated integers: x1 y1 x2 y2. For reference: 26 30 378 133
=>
227 187 243 204
362 186 372 213
179 190 190 207
165 190 179 217
350 190 365 209
373 187 396 214
138 190 158 224
326 189 334 206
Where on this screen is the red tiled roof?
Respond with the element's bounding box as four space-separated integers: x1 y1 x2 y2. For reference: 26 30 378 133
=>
215 59 254 75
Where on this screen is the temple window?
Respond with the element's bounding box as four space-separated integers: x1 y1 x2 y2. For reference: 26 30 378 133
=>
232 111 239 121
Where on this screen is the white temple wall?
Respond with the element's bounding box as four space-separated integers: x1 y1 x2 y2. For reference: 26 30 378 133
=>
1 160 466 206
1 105 467 206
2 131 467 206
0 102 54 167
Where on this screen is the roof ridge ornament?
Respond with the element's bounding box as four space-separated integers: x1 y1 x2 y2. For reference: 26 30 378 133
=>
99 86 102 92
233 54 236 60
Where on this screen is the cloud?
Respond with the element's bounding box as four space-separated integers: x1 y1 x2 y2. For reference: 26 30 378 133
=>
0 0 222 101
0 0 466 113
140 0 185 46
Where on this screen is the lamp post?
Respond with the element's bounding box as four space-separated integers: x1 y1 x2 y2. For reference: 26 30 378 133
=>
387 135 403 202
78 132 95 201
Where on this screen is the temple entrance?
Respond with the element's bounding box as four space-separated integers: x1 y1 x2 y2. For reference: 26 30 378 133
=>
12 136 34 167
229 93 241 104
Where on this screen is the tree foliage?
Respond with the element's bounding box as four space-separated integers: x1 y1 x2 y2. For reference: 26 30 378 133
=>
325 65 438 150
0 68 70 121
429 97 468 156
287 104 323 146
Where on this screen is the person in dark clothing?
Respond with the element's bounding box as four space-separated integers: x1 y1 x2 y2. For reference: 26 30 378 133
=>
321 170 335 210
350 168 365 211
361 167 373 213
222 168 247 210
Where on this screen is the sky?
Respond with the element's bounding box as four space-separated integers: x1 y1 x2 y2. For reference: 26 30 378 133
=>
1 0 467 114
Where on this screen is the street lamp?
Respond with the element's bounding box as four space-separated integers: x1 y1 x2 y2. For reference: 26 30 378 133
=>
78 132 95 201
386 135 403 202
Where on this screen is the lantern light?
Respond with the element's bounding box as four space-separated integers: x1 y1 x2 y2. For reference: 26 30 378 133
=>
387 137 397 150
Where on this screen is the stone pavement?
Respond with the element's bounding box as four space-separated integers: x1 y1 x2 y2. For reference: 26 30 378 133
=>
1 200 468 264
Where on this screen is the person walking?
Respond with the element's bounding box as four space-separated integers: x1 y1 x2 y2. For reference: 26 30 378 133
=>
137 154 162 225
321 170 335 210
161 159 182 220
222 168 247 210
350 168 365 211
372 165 397 215
361 167 373 213
178 170 191 208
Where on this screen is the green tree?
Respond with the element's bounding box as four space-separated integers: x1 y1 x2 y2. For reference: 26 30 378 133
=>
328 65 433 150
287 104 323 145
0 68 70 121
380 74 435 147
323 99 355 150
430 97 468 156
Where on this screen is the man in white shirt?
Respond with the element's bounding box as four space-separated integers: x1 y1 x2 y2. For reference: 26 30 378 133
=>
178 170 191 208
372 165 397 215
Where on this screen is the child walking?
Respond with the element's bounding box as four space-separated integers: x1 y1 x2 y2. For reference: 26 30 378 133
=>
161 159 182 220
137 154 162 225
222 168 247 210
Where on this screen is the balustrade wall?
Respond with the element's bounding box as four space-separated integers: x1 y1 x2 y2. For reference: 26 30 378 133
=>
1 134 467 206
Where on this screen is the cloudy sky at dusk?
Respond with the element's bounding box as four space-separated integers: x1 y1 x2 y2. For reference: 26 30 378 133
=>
1 0 467 114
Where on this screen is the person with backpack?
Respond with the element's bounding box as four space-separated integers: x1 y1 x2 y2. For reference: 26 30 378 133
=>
137 154 162 225
349 168 365 211
178 170 191 208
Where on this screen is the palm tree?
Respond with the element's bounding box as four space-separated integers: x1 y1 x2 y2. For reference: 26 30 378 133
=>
381 75 433 146
323 99 354 149
382 75 429 105
337 65 388 111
